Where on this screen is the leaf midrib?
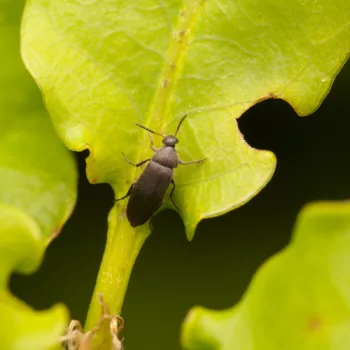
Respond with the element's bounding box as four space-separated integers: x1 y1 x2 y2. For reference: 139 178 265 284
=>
145 0 205 133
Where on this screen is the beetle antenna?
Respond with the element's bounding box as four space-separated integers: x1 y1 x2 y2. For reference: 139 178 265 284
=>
175 114 188 136
136 123 164 137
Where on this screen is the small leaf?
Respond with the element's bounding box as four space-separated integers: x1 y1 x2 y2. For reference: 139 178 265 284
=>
182 200 350 350
0 1 77 348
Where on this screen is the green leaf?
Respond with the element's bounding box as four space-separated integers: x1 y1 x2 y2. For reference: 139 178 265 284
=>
20 3 350 240
0 205 68 350
182 200 350 350
21 0 350 239
0 1 77 348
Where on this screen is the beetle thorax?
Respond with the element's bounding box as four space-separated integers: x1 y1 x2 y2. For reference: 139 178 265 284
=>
152 146 179 168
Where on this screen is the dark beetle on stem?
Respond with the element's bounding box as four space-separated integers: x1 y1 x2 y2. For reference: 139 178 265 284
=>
116 115 206 227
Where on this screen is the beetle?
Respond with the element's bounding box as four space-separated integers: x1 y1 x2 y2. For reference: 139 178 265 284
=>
116 115 206 227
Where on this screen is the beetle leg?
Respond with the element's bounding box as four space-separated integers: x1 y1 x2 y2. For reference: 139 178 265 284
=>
179 157 207 165
115 183 135 201
148 132 159 152
122 152 151 167
170 179 180 212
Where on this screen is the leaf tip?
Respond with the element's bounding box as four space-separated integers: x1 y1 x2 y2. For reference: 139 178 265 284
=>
184 215 202 241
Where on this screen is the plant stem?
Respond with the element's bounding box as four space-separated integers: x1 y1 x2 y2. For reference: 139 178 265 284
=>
84 204 151 337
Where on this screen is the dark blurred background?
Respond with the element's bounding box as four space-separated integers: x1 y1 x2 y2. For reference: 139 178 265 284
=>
11 57 350 349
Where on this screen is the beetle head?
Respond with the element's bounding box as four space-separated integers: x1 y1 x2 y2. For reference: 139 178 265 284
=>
162 135 178 147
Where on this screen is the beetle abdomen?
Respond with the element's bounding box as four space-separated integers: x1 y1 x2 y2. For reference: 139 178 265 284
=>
126 161 173 227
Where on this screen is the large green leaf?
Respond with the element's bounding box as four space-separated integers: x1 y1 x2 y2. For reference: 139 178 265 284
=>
182 200 350 350
21 0 349 239
0 1 78 348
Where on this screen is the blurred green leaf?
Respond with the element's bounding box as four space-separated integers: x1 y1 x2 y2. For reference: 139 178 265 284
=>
0 1 78 348
182 200 350 350
0 205 68 350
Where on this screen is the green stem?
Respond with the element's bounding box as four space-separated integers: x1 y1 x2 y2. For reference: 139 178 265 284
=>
84 204 150 335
